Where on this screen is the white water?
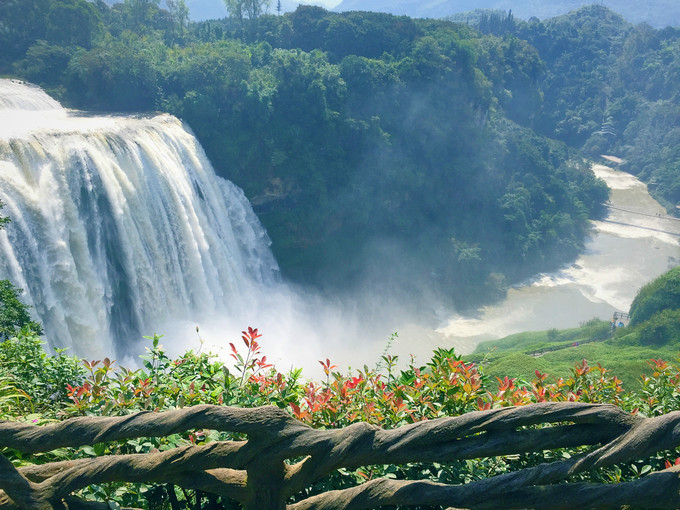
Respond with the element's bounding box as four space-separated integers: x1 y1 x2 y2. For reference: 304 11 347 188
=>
0 80 410 374
0 80 397 372
0 80 279 360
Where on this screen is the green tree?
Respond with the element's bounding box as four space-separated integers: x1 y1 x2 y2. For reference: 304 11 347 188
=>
223 0 244 26
0 0 50 70
224 0 269 30
15 41 73 89
244 0 270 21
166 0 189 39
46 0 101 48
0 281 43 340
0 204 42 339
65 34 162 110
123 0 160 31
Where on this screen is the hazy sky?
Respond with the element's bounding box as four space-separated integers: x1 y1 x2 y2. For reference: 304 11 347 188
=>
300 0 342 8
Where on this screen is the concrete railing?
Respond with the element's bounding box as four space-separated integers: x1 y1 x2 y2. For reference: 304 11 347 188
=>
1 402 680 509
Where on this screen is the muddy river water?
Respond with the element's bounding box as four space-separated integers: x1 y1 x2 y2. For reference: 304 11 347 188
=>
387 164 680 362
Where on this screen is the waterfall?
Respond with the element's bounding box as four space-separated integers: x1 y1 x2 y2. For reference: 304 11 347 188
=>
0 80 279 359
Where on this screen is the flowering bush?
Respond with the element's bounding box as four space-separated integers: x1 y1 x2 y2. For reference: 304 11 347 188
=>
1 327 680 508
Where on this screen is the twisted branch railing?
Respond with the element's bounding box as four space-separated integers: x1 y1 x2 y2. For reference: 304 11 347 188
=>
1 402 679 509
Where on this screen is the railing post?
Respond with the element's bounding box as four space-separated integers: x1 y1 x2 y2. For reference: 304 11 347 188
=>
243 460 287 510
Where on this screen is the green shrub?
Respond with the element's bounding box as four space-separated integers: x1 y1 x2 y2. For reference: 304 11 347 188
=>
0 331 83 414
637 309 680 346
629 266 680 326
0 376 27 418
3 328 680 509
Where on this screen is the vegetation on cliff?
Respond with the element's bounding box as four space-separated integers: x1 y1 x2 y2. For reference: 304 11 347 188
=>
629 266 680 326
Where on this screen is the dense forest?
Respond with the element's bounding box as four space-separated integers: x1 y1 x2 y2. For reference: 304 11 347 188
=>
7 0 677 310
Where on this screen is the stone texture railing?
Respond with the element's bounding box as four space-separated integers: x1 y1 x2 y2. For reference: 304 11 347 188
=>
1 402 680 509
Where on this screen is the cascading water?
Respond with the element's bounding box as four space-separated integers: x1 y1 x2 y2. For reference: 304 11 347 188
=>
0 80 279 359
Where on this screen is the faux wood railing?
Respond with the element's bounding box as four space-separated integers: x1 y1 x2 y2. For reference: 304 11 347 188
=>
1 402 680 509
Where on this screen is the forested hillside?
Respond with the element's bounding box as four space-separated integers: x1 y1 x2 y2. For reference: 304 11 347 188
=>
0 1 621 308
472 6 680 212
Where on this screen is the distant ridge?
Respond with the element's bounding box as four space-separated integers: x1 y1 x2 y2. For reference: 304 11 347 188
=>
331 0 680 28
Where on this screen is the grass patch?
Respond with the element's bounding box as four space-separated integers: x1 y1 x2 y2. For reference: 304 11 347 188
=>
472 319 610 356
465 320 680 391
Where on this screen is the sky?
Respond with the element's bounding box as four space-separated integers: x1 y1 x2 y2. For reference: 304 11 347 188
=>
302 0 342 7
180 0 344 21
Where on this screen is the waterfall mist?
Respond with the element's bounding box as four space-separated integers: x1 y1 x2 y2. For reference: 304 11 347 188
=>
0 80 277 359
0 80 420 373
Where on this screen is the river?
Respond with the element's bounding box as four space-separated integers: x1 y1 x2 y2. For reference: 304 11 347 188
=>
380 163 680 364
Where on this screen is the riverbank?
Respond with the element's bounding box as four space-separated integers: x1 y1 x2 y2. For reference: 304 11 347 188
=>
386 164 680 365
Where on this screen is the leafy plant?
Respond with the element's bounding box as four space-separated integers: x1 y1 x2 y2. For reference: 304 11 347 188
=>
0 376 28 418
3 327 680 509
0 331 83 415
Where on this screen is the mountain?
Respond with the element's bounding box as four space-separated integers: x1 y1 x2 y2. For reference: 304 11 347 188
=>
332 0 680 28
